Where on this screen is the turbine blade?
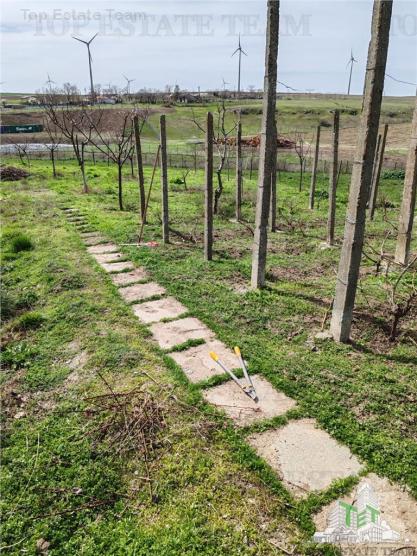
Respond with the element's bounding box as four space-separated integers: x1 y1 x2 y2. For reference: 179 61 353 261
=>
88 32 99 44
232 48 239 56
241 49 248 56
72 35 86 44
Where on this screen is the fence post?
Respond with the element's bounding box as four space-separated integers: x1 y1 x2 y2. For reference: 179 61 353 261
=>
205 112 214 261
309 125 321 209
236 118 243 220
160 115 169 243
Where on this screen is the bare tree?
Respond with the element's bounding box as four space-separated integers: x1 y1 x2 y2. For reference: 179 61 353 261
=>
236 115 243 221
294 132 310 192
395 96 417 266
43 93 95 192
386 256 417 340
43 116 63 177
251 0 280 288
270 121 278 231
330 0 393 343
133 110 150 222
81 109 134 209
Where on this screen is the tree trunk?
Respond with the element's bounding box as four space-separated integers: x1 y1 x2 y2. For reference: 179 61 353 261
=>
330 0 392 343
309 125 321 209
327 110 340 246
214 161 224 215
368 123 389 219
270 122 278 231
205 112 214 261
51 149 56 178
118 163 124 211
80 142 88 194
236 118 243 221
395 96 417 265
251 0 279 288
133 115 146 223
160 115 169 243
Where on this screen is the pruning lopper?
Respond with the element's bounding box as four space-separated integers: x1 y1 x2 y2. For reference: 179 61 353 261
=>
209 347 259 403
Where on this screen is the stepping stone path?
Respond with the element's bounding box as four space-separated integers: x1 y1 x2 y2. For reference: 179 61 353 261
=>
62 206 416 552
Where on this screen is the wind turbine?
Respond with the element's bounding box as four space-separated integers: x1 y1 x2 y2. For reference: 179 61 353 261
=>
123 75 135 96
45 73 56 91
72 33 98 101
221 77 230 92
232 34 247 97
346 50 357 95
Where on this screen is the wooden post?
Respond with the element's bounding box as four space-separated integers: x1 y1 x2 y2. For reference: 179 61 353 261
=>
270 122 278 231
368 123 388 220
160 115 169 244
236 117 243 221
251 0 279 288
330 0 392 343
134 115 146 223
327 110 340 246
309 125 321 209
205 112 214 261
395 96 417 265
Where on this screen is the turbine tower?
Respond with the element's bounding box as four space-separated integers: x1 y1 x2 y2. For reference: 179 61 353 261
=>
347 50 357 95
72 33 98 102
232 34 247 98
45 74 56 91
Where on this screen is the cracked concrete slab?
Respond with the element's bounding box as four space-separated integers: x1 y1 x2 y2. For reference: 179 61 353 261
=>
132 297 186 324
100 261 135 273
93 252 126 264
119 282 166 303
110 268 149 286
169 340 238 382
248 419 363 497
150 317 214 350
313 473 417 554
87 243 120 254
203 375 297 426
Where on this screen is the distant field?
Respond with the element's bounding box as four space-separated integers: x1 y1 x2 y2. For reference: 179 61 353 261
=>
1 94 414 166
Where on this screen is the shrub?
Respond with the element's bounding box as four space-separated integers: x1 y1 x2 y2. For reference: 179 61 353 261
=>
11 233 34 253
14 311 45 331
382 169 405 180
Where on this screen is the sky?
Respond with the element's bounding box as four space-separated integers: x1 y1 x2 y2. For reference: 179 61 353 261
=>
1 0 416 95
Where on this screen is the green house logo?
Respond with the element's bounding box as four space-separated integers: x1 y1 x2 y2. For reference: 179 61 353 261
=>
313 482 401 545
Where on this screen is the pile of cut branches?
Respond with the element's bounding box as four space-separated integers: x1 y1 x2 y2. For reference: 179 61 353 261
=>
0 166 30 181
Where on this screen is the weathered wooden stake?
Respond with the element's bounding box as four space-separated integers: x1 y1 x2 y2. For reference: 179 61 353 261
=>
368 123 388 219
205 112 214 261
251 0 279 288
395 96 417 265
309 125 321 209
133 115 146 223
160 115 169 243
236 117 243 221
327 110 340 245
330 0 392 343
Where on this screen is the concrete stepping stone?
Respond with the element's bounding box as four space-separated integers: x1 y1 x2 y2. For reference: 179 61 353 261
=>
248 418 363 498
83 236 107 246
100 261 134 273
203 375 297 426
87 244 119 255
110 268 149 286
133 297 186 324
93 252 126 264
313 473 417 553
81 232 101 238
169 340 238 383
150 317 214 350
119 282 166 303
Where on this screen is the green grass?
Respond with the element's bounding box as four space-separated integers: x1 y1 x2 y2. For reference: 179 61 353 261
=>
1 155 416 555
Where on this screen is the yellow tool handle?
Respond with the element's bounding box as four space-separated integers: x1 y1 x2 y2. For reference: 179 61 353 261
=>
209 351 218 361
234 346 241 357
